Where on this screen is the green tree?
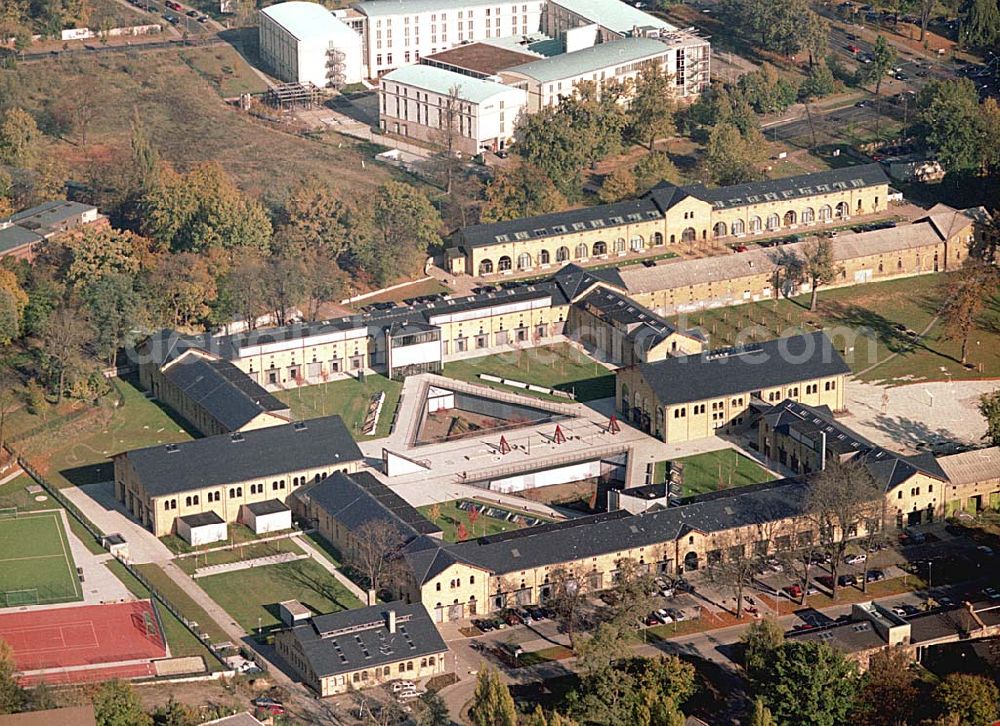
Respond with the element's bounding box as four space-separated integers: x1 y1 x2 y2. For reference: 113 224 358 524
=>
915 79 987 172
864 35 897 101
851 647 918 726
599 166 637 203
741 617 785 691
92 680 152 726
979 390 1000 446
480 163 567 223
933 673 999 726
738 64 799 114
469 665 517 726
525 704 549 726
802 238 841 311
940 262 997 365
0 268 28 346
147 252 218 327
417 690 450 726
559 81 628 163
629 63 676 151
706 122 766 185
0 107 38 166
81 273 146 367
39 305 96 403
760 641 860 726
749 697 776 726
514 104 590 195
962 0 1000 47
151 697 197 726
800 62 837 101
0 640 25 715
278 179 353 259
130 108 159 192
633 152 680 192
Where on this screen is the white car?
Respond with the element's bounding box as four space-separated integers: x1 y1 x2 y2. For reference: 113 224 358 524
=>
845 553 867 565
656 608 673 624
390 681 416 693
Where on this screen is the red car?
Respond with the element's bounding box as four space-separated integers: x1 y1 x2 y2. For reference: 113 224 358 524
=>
847 44 860 53
783 584 802 599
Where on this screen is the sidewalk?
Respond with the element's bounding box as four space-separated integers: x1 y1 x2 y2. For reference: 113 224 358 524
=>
191 551 307 579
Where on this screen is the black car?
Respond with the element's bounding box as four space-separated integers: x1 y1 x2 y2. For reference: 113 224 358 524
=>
866 569 885 582
838 574 858 587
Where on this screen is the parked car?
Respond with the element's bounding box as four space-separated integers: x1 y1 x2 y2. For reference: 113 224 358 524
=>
977 545 994 556
252 697 283 708
503 610 522 626
667 608 687 621
847 44 861 53
866 569 885 582
845 553 867 565
390 681 416 693
838 574 858 587
656 608 673 624
644 613 660 626
784 584 803 600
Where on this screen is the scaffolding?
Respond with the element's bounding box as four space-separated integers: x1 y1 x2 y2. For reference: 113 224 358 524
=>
264 82 321 110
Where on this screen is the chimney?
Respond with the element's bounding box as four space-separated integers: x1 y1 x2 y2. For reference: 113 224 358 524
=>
387 609 397 634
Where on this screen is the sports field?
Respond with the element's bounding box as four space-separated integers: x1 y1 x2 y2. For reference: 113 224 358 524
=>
0 511 82 607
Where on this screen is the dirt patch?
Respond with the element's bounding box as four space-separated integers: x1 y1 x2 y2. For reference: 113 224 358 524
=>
515 480 598 509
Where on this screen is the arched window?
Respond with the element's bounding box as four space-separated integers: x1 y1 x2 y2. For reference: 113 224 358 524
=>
592 240 607 255
630 236 644 251
712 221 727 238
801 207 815 224
574 243 588 259
835 201 849 219
614 238 626 252
517 253 531 270
766 213 780 231
652 232 664 246
783 210 797 226
731 219 745 235
682 227 696 243
556 246 570 262
185 496 192 507
669 234 676 244
819 205 832 222
750 216 762 233
539 249 550 265
497 255 512 271
478 259 493 275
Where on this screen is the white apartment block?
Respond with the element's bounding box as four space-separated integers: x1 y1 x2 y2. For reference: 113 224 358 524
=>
349 0 546 77
379 64 528 154
259 1 364 87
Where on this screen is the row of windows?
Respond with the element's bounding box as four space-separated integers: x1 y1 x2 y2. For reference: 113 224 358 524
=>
437 575 475 590
161 472 332 510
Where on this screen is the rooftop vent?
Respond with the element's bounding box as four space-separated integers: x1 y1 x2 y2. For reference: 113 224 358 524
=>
231 432 245 443
293 421 308 432
165 443 180 453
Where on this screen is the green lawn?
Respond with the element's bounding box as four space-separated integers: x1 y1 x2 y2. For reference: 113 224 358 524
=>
132 563 229 643
418 500 548 542
108 560 223 670
676 273 1000 385
161 521 278 555
274 374 402 440
15 377 194 489
179 46 269 98
665 449 774 497
0 511 81 606
197 558 364 634
0 474 53 513
174 538 304 575
442 343 615 402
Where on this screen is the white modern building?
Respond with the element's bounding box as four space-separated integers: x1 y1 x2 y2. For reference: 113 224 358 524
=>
349 0 546 77
259 1 364 88
379 63 528 154
501 33 709 111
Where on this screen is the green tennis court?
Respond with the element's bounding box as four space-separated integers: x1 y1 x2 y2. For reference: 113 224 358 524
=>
0 511 82 607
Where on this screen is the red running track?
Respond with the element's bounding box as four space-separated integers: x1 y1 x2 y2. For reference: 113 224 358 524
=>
0 600 166 672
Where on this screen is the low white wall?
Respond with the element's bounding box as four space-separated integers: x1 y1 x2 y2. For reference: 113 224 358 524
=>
490 460 602 494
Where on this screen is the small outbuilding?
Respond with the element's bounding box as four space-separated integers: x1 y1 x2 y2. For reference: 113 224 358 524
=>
279 599 313 626
240 499 292 534
176 512 228 546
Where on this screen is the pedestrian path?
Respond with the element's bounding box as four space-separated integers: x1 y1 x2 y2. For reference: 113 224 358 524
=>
292 535 369 604
191 551 307 579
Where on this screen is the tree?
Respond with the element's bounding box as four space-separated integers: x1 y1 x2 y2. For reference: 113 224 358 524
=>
0 268 28 346
915 79 990 173
0 365 19 454
548 566 588 649
261 252 307 328
738 64 799 114
933 673 999 726
741 617 785 691
417 690 451 726
39 306 95 404
759 641 860 726
525 704 549 726
151 697 198 726
863 35 897 138
0 108 38 166
598 166 637 203
633 152 680 192
706 122 766 185
480 163 567 223
213 252 268 332
130 108 159 193
806 458 882 601
800 62 837 101
346 519 404 599
852 647 918 726
979 390 1000 446
81 273 146 368
803 11 829 66
147 252 217 327
278 179 354 260
468 665 517 726
962 0 1000 48
92 680 152 726
434 84 464 195
629 63 675 151
52 75 101 145
513 104 590 195
51 226 152 288
569 654 695 725
749 697 777 726
0 641 25 715
940 262 996 365
707 529 762 618
603 557 655 629
802 239 841 311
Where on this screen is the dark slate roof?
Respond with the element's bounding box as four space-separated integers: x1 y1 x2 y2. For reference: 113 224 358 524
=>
294 472 442 540
787 618 884 653
178 511 226 527
163 354 289 432
460 198 663 249
682 163 890 211
118 416 363 498
577 287 694 351
759 399 948 490
8 200 97 230
140 329 215 368
285 601 446 678
246 499 291 516
0 225 43 254
411 479 810 579
631 332 851 406
645 183 691 212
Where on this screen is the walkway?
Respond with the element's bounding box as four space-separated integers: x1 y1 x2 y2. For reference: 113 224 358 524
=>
292 535 369 604
191 552 307 579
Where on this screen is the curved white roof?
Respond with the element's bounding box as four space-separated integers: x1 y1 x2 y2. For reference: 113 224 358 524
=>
261 1 350 41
